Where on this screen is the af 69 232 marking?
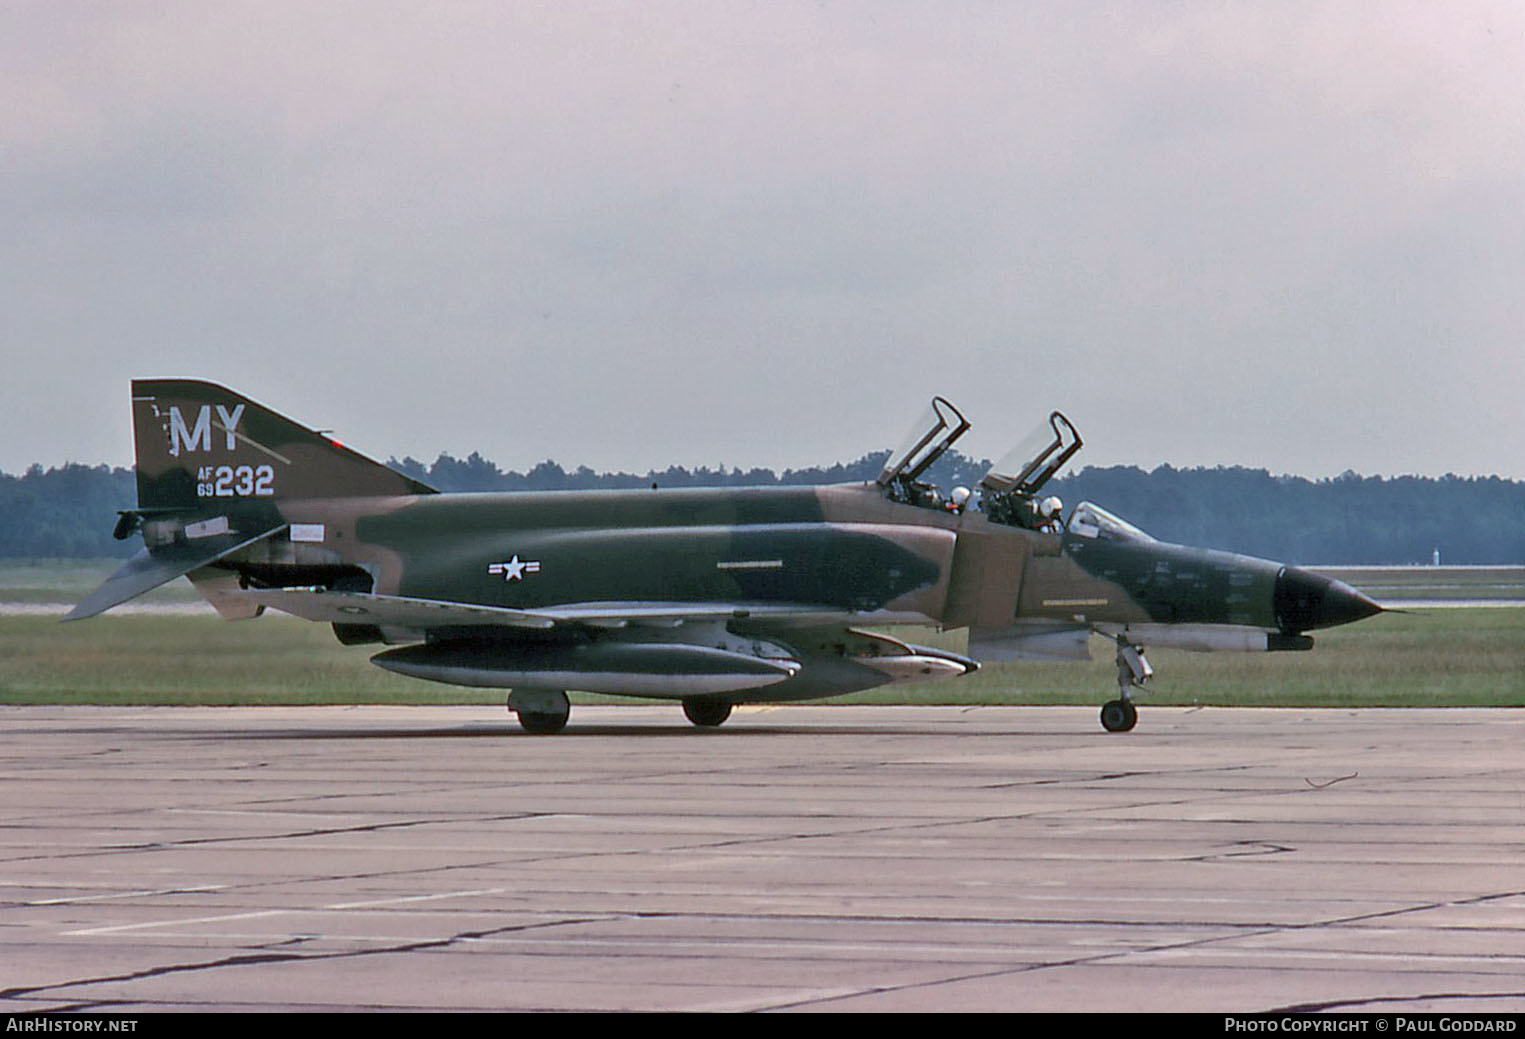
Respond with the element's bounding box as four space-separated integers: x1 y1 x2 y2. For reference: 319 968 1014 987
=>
196 464 275 498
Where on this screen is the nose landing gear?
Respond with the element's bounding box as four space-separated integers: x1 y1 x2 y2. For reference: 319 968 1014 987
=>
1100 698 1137 733
1101 636 1151 733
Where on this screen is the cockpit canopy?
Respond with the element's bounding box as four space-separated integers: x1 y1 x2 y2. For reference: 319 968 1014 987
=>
877 398 1165 544
1066 501 1156 543
877 396 970 491
878 398 1088 525
980 411 1081 497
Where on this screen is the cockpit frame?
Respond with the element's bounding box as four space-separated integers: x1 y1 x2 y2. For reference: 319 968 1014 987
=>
1066 501 1156 542
980 411 1082 498
877 396 971 506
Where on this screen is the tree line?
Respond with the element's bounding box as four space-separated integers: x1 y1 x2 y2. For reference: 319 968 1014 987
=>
4 453 1522 565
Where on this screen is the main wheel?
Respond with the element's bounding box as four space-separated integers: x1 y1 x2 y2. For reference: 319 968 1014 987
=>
1100 698 1137 733
509 689 570 734
682 698 733 728
518 710 569 735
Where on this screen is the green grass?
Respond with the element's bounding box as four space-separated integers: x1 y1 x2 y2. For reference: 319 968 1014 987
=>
5 558 1521 707
3 607 1520 708
1314 566 1525 602
0 558 201 604
0 614 443 706
844 608 1525 707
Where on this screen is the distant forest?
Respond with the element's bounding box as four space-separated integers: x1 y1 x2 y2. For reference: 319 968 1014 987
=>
4 450 1523 565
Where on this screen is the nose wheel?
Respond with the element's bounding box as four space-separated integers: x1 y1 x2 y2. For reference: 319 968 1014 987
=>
1102 636 1151 733
1100 698 1137 733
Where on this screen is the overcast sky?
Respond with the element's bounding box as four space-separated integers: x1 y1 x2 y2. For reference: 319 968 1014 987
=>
4 2 1522 481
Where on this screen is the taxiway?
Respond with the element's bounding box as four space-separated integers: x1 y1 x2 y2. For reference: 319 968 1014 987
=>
0 705 1521 1013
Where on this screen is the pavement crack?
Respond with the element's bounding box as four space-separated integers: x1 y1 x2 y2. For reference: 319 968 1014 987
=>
0 952 308 1001
1186 840 1295 862
758 888 1525 1012
105 812 542 850
1269 990 1525 1013
0 917 609 1003
1308 888 1525 930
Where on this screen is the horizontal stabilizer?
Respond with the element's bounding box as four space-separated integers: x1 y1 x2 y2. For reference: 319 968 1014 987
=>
63 525 285 621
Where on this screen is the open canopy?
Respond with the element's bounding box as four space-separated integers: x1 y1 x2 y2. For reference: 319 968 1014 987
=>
876 396 970 490
980 410 1082 498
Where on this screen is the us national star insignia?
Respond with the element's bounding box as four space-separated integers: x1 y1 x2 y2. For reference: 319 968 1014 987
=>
488 556 541 582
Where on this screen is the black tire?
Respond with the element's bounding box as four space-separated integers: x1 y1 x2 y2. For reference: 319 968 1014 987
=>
1100 699 1137 733
518 709 569 735
509 689 570 734
682 698 733 728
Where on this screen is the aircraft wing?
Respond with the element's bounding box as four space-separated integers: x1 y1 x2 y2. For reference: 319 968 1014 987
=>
531 601 914 629
239 588 975 700
235 588 889 633
238 589 557 630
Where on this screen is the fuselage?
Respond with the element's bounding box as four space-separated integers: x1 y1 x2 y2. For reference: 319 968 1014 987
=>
277 483 960 624
266 480 1376 640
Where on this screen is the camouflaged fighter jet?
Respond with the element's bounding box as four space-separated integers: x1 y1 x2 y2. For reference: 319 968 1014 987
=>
69 381 1383 734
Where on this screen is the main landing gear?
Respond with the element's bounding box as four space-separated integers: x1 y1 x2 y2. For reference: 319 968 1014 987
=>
1101 636 1152 733
506 690 737 733
682 697 733 728
508 688 570 735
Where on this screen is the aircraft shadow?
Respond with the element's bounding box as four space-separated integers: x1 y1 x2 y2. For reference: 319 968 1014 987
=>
181 722 1075 742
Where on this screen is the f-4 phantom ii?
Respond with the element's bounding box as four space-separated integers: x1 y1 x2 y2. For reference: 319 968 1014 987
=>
70 382 1383 734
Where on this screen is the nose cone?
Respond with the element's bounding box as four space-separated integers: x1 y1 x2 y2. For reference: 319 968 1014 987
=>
1274 566 1384 633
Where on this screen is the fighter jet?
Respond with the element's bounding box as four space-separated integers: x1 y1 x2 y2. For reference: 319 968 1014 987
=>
69 381 1383 733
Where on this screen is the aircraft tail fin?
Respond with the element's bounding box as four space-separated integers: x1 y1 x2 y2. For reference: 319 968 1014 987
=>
130 379 435 510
